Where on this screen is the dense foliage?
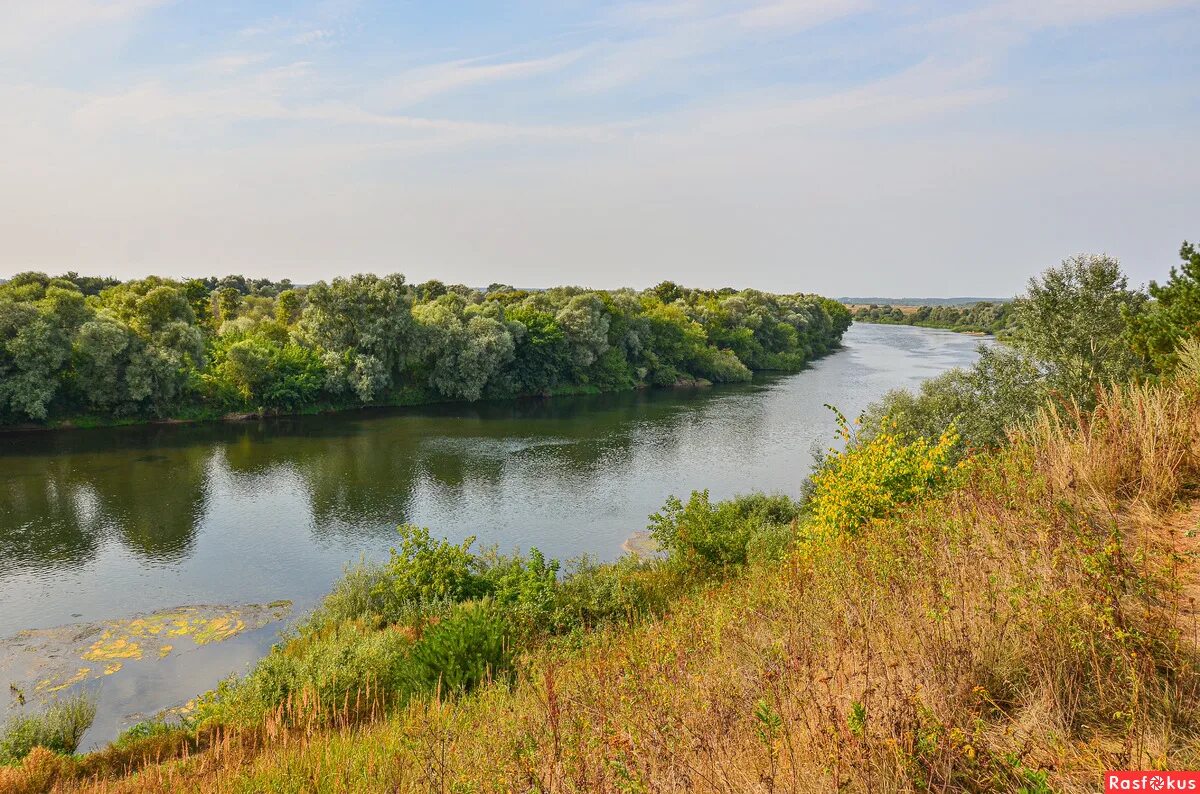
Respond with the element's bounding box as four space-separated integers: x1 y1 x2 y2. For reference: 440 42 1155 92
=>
806 409 960 535
1128 241 1200 371
0 274 850 425
850 300 1015 334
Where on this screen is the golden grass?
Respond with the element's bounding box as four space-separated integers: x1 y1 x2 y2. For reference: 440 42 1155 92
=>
1027 381 1200 513
8 378 1200 793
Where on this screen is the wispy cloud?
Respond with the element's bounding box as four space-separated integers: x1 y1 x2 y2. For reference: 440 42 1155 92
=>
371 49 589 109
292 28 334 46
572 0 871 91
967 0 1196 26
200 52 272 76
0 0 168 55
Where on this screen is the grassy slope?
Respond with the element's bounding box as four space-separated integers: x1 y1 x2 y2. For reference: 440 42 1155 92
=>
7 383 1200 793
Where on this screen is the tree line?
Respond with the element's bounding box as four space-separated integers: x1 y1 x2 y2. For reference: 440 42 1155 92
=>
0 274 851 425
850 301 1016 334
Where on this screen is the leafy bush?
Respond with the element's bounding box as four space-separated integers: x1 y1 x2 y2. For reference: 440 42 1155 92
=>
406 604 512 694
552 555 682 632
305 561 395 627
690 345 753 383
0 694 96 764
648 490 800 572
111 718 177 750
477 548 559 639
373 526 488 622
806 408 960 536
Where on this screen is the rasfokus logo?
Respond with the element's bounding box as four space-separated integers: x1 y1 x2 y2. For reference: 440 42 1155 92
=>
1107 772 1200 791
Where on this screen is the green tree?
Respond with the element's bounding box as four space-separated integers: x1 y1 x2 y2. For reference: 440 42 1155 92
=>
1011 254 1145 405
0 302 71 419
301 274 416 402
1128 241 1200 372
274 289 303 325
412 298 515 401
555 293 611 371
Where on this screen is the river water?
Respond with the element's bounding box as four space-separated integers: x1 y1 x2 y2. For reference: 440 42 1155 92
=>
0 323 987 746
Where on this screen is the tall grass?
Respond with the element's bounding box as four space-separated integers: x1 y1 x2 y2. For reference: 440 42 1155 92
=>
1027 381 1200 513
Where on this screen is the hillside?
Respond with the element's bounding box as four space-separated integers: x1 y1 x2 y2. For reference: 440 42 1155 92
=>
5 362 1198 792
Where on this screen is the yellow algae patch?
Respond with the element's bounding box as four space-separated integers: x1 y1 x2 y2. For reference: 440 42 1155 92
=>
77 606 260 662
83 636 143 662
5 601 293 699
35 666 91 694
194 615 246 645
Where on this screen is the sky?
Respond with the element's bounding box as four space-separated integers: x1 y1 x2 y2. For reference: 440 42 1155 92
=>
0 0 1197 296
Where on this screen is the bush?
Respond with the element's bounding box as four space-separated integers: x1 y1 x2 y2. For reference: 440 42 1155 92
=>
477 548 559 639
305 561 394 627
648 490 800 572
806 408 960 536
552 555 682 632
406 604 512 694
373 526 488 622
690 346 753 383
0 695 96 764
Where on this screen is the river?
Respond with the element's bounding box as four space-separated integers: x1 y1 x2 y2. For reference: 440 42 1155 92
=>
0 323 987 747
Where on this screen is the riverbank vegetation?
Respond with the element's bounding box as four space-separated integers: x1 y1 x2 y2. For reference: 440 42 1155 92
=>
3 242 1199 792
0 275 849 427
849 300 1015 335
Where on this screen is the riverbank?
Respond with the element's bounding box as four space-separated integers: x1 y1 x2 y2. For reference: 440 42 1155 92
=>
0 371 728 435
851 318 993 335
10 365 1199 792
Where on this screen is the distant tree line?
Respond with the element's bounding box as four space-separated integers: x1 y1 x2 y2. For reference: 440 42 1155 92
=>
0 274 851 425
850 301 1016 335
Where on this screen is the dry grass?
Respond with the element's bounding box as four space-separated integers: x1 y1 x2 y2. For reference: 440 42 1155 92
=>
8 379 1200 793
1027 381 1200 513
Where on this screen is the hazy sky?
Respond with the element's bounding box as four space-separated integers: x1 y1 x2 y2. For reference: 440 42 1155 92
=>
1 1 1197 295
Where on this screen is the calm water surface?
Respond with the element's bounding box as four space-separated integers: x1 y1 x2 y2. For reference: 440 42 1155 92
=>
0 323 986 745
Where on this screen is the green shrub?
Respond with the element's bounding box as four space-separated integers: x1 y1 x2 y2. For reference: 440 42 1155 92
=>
305 561 398 628
406 604 512 694
691 345 753 383
478 548 560 639
112 718 178 749
648 490 800 572
373 525 488 622
0 694 96 764
552 555 682 632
